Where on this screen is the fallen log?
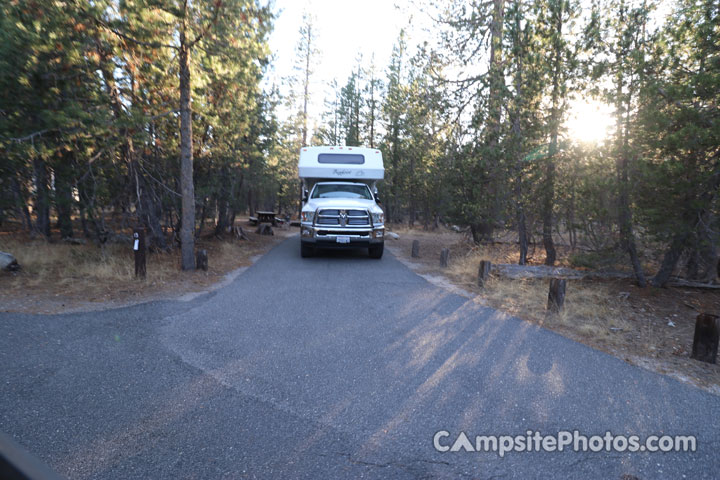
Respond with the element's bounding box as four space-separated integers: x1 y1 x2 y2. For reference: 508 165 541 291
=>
666 279 720 290
491 263 632 280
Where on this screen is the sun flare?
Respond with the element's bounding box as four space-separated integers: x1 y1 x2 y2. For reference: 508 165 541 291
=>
566 99 615 144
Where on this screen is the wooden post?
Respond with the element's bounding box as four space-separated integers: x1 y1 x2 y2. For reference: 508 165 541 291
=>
440 248 450 268
478 260 492 287
196 249 208 271
411 240 420 258
691 313 720 364
133 228 146 278
547 278 566 312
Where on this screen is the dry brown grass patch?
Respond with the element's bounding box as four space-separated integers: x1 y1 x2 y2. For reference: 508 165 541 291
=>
0 223 291 313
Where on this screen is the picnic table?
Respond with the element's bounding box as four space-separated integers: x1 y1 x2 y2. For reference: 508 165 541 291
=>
256 211 278 226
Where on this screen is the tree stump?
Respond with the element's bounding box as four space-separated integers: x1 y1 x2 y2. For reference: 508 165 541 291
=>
256 224 274 236
411 240 420 258
440 248 450 268
234 226 249 241
196 249 208 271
691 313 720 364
133 228 146 278
547 278 567 312
478 260 492 287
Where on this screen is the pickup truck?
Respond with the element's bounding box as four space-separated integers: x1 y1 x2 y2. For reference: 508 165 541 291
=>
298 146 385 258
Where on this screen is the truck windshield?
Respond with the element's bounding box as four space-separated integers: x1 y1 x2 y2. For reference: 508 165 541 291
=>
311 184 372 200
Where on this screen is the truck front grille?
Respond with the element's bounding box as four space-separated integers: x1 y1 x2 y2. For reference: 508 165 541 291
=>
316 230 370 237
316 209 370 227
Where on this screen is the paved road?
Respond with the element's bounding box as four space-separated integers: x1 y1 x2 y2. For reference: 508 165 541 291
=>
1 237 719 479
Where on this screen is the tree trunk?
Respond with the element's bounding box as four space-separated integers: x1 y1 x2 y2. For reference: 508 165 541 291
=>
686 210 718 283
471 223 494 244
301 21 312 146
10 174 33 233
132 160 169 252
54 152 74 239
478 0 505 244
543 2 563 267
32 157 51 238
614 1 647 287
518 209 528 265
179 32 196 270
196 249 208 271
215 198 229 236
652 231 688 287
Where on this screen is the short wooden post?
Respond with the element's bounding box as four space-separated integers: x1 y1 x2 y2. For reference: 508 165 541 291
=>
478 260 492 287
691 313 720 364
411 240 420 258
440 248 450 268
547 278 566 312
133 228 146 278
196 249 208 271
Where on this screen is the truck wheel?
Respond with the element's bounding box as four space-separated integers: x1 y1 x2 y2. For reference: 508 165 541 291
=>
369 244 384 259
301 243 314 258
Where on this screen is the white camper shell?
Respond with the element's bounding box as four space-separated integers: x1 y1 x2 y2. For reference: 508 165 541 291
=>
298 146 384 191
298 146 385 259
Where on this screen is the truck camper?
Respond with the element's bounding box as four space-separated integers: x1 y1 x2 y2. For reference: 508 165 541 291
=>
298 146 385 258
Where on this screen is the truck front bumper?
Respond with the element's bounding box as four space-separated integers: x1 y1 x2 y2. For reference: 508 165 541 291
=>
300 224 384 247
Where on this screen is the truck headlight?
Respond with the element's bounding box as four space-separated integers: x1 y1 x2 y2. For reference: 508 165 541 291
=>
372 212 384 225
301 211 315 223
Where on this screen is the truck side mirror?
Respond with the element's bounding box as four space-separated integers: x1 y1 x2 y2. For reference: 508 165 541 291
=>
375 194 381 204
302 189 308 203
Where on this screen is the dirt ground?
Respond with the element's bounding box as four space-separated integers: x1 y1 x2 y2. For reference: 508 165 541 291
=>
385 225 720 396
0 221 295 314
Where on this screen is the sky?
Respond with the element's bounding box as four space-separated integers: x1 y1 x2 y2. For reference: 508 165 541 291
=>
266 0 673 146
267 0 420 125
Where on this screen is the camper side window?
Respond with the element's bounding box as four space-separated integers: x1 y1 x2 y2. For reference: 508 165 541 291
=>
317 153 365 164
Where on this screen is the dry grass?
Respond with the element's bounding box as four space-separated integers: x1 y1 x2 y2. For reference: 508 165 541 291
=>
387 224 720 393
444 247 631 341
0 223 292 313
1 238 173 286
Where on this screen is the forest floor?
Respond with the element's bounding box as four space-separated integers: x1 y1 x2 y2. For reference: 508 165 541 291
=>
0 220 295 314
385 224 720 396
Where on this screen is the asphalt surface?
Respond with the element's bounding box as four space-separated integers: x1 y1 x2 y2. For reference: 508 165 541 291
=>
1 236 719 479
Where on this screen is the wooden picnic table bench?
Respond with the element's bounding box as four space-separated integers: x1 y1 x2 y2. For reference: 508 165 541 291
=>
255 211 278 226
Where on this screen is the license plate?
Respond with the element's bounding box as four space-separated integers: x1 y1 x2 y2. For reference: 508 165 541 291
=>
336 236 350 244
